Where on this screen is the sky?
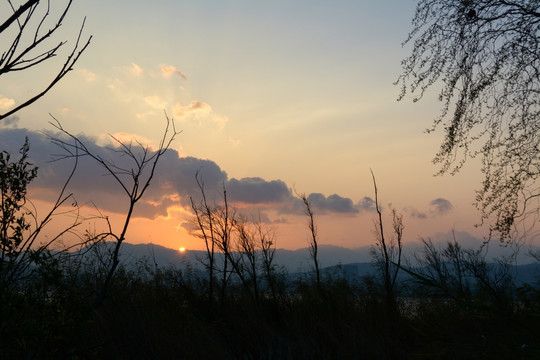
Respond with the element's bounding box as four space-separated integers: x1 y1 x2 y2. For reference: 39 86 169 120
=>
0 0 522 252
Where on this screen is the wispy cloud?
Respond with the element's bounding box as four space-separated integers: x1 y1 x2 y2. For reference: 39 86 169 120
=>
159 64 187 80
144 95 168 110
173 100 228 129
404 206 427 219
135 110 157 120
123 62 143 76
228 137 241 146
98 132 158 151
0 94 15 110
1 115 19 128
79 69 97 82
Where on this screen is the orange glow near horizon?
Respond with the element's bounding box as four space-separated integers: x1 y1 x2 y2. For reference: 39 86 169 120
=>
179 247 186 253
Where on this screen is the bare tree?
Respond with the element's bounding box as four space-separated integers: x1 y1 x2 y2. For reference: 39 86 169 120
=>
0 0 91 120
396 0 540 242
255 215 279 300
296 191 321 291
370 170 403 317
49 114 179 307
189 176 236 304
410 238 473 300
189 172 217 302
410 235 516 312
190 179 280 303
212 185 235 304
231 214 265 302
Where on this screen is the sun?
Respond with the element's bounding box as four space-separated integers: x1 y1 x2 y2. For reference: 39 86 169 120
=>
178 247 186 253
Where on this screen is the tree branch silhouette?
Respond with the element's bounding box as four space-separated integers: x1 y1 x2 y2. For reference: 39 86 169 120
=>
0 0 92 120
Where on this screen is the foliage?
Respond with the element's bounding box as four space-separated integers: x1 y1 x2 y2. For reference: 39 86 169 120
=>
0 138 64 291
0 137 38 271
397 0 540 241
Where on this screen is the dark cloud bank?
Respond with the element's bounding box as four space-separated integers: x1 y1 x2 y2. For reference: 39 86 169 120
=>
0 127 451 223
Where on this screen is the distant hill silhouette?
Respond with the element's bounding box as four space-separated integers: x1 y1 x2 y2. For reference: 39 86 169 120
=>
82 240 539 286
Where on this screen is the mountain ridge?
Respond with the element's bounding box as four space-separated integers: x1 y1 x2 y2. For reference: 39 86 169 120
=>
78 241 539 286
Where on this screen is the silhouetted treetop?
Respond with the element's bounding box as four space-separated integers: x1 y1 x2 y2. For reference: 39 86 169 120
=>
0 0 91 120
397 0 540 242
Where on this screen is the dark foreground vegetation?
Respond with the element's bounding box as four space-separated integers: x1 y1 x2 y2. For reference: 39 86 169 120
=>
1 242 540 360
1 129 539 359
2 1 540 358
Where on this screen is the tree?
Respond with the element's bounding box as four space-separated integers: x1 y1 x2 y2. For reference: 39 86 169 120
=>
296 191 321 291
231 213 278 302
409 238 473 301
190 174 248 304
0 136 96 294
396 0 540 241
409 236 516 312
0 0 91 120
0 0 95 303
189 172 219 303
0 138 39 288
49 114 179 307
252 214 279 300
189 177 280 304
370 170 403 318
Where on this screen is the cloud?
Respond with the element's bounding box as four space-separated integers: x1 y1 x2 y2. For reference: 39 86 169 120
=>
227 177 293 204
144 95 168 110
0 127 366 222
98 132 158 151
307 193 358 214
159 64 187 80
357 196 376 212
229 137 241 146
0 128 170 217
403 198 453 219
404 207 427 219
230 208 276 224
179 220 199 232
430 198 453 216
1 115 19 128
173 101 228 129
135 111 157 120
79 69 97 82
0 94 15 110
123 62 143 76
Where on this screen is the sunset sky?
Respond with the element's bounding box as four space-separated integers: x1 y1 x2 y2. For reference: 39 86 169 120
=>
1 0 504 251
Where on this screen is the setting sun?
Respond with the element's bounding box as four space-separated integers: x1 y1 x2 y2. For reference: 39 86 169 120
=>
179 247 186 253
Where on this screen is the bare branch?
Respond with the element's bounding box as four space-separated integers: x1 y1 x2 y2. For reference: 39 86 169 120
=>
0 0 92 120
47 114 179 307
295 189 321 290
0 0 38 34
